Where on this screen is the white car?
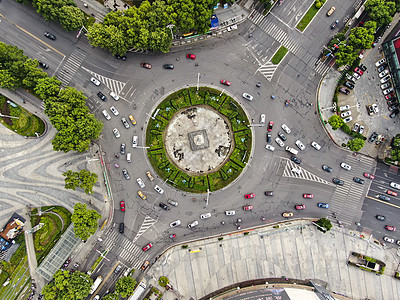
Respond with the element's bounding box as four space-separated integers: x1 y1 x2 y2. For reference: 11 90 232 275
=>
132 135 138 148
380 75 391 84
265 144 275 152
311 141 321 150
295 140 305 151
281 124 291 134
390 182 400 190
187 221 199 228
352 72 360 80
90 77 100 86
275 137 285 147
340 105 350 111
168 199 178 206
136 178 145 188
112 128 120 138
242 93 253 101
375 58 386 67
292 168 302 175
340 111 351 118
225 210 235 216
170 220 181 227
110 91 120 101
384 236 394 244
371 104 379 114
102 110 111 120
352 123 359 132
379 69 389 78
110 106 119 116
343 116 352 123
340 162 351 171
121 117 130 129
381 83 391 90
154 185 164 194
359 125 364 134
200 213 211 219
383 88 394 95
260 114 266 124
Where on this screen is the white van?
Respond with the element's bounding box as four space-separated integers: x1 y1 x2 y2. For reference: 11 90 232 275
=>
285 146 298 156
127 153 131 162
132 136 138 148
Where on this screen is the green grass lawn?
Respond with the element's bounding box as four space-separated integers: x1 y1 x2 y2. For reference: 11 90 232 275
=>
0 257 30 300
0 94 45 137
271 46 288 64
296 5 320 32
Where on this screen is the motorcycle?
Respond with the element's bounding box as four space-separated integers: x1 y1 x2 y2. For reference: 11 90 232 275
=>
115 153 119 159
170 234 176 239
285 100 290 107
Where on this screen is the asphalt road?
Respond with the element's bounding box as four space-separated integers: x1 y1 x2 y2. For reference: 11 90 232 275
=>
2 0 400 297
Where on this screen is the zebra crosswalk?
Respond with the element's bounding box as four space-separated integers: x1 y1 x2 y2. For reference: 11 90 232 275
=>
104 230 150 269
329 154 376 226
57 48 87 86
282 159 331 185
82 66 126 96
132 215 158 243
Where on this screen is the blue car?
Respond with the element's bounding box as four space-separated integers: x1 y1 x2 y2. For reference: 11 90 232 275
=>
318 202 329 209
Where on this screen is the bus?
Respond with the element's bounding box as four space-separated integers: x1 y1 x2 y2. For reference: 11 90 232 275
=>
90 276 103 295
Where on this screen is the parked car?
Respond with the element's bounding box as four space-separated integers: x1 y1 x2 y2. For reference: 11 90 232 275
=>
268 121 274 131
295 140 305 151
120 143 126 155
266 144 275 152
303 194 313 199
390 109 399 118
352 123 359 132
383 87 394 95
311 141 321 150
146 171 154 181
278 132 287 141
168 199 179 206
379 69 389 78
375 58 386 67
225 210 235 216
110 91 120 101
380 74 391 84
137 190 146 200
387 190 398 196
344 81 354 90
243 205 253 211
281 124 291 134
291 156 301 164
187 221 199 228
110 106 119 115
359 125 364 134
341 111 351 118
266 132 272 143
384 236 394 243
339 88 350 95
128 115 137 125
377 65 387 73
368 132 378 143
275 137 284 147
265 191 274 196
354 67 364 76
154 185 164 194
122 169 130 180
119 223 124 233
102 110 111 120
378 194 390 201
136 178 145 188
159 202 170 210
260 114 266 124
38 61 49 69
343 116 352 123
121 117 130 129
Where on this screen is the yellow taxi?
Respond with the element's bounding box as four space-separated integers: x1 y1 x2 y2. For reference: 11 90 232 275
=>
128 115 137 125
146 171 154 181
137 190 147 200
326 6 335 16
282 212 294 218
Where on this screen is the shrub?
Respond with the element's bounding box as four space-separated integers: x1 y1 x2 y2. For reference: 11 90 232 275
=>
158 276 169 287
315 1 322 9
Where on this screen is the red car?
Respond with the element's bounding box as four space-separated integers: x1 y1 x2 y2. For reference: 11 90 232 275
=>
295 204 306 210
186 54 196 60
120 200 125 212
243 205 253 211
303 194 313 199
141 63 152 69
267 121 274 131
387 190 398 196
363 172 375 179
385 93 395 100
244 193 255 199
354 67 363 76
385 225 396 231
142 243 153 251
220 79 231 86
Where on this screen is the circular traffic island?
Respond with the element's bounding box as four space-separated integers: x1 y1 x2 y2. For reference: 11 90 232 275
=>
146 87 252 193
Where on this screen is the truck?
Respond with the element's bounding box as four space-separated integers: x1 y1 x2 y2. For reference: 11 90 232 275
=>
128 280 146 300
90 276 103 295
285 146 298 156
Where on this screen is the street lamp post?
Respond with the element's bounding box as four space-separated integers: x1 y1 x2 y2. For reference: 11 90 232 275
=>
197 73 200 91
167 24 175 40
0 113 19 119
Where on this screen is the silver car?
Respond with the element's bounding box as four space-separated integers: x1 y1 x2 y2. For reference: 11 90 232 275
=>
170 220 181 227
168 199 179 206
340 162 351 171
110 106 119 116
112 128 120 138
187 221 199 228
102 110 111 120
90 77 100 86
136 178 145 188
295 140 305 151
121 117 130 129
200 213 211 219
225 210 235 216
275 137 284 147
154 185 164 194
110 91 120 101
242 93 253 101
281 124 291 134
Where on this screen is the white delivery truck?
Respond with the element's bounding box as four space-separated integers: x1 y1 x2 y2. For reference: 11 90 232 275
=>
285 146 298 156
128 280 147 300
90 276 103 295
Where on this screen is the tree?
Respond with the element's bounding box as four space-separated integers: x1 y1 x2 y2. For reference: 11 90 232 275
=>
35 77 62 102
71 203 101 241
365 0 396 27
158 276 169 287
347 138 365 152
334 44 357 67
0 70 18 90
315 218 332 233
103 294 119 300
115 276 137 298
63 169 98 194
347 26 375 51
41 270 93 300
58 6 84 31
328 115 344 130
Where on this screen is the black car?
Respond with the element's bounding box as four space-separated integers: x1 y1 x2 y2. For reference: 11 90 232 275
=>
44 31 56 40
120 143 126 154
291 156 301 164
119 223 124 233
115 55 127 61
122 168 130 180
266 132 272 143
159 202 170 210
344 81 355 89
359 64 367 72
377 65 387 73
97 92 107 101
368 132 378 143
387 99 398 106
163 64 174 69
353 177 364 184
390 109 399 118
332 178 344 185
378 194 390 201
331 20 339 29
38 61 49 69
278 132 287 141
322 165 333 172
265 191 274 196
376 215 386 221
339 88 350 95
388 104 398 112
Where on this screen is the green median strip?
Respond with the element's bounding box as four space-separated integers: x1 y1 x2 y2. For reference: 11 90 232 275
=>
296 4 320 32
271 46 288 65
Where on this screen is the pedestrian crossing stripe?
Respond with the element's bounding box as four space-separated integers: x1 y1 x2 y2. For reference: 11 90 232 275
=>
132 215 157 243
282 159 331 185
81 67 126 95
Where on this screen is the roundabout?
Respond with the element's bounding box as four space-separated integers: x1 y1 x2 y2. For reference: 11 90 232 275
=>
146 86 252 193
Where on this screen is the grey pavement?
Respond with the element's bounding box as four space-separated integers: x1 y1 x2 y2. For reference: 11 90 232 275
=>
148 219 400 300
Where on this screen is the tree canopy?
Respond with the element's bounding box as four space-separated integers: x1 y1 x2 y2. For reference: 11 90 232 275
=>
315 218 332 233
328 115 344 130
347 22 376 51
365 0 396 27
347 138 365 152
115 276 137 298
71 203 101 241
41 270 93 300
63 169 98 194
